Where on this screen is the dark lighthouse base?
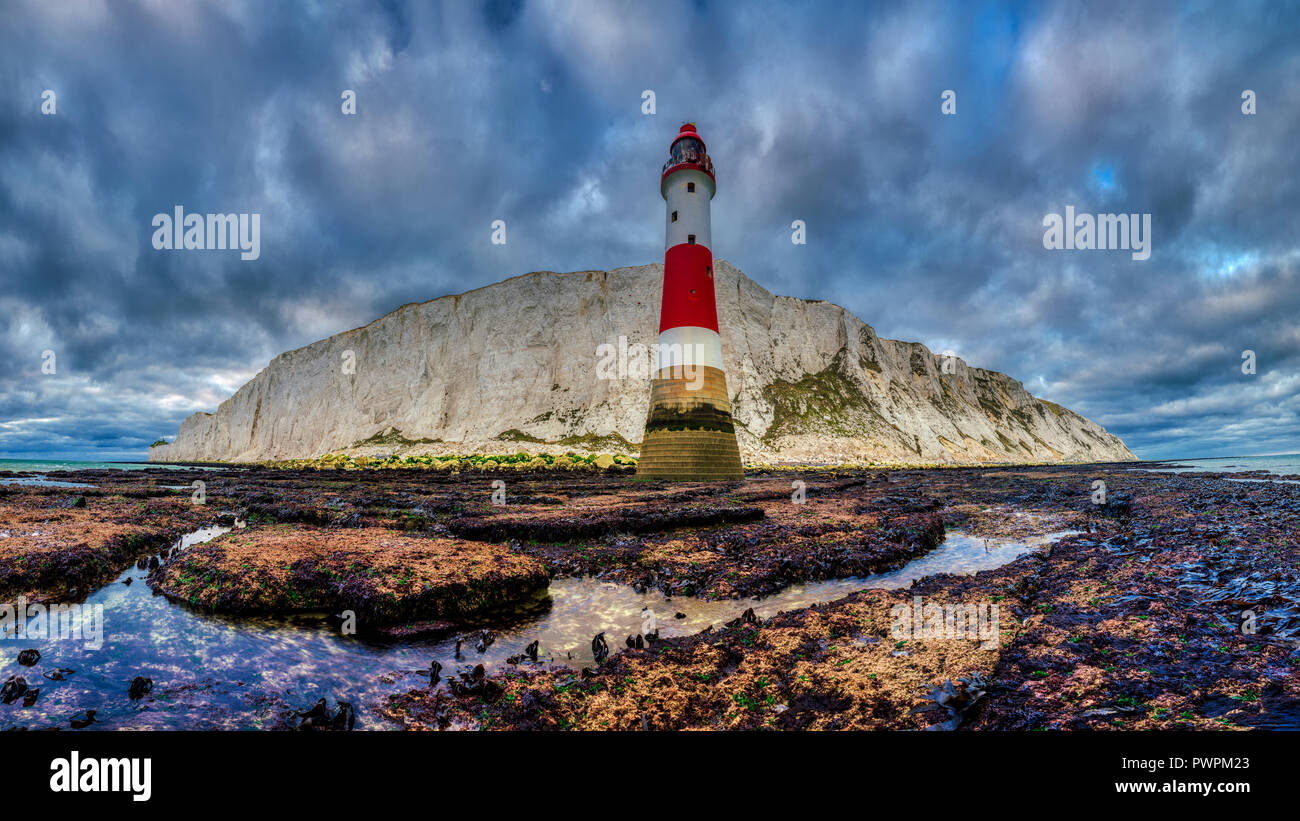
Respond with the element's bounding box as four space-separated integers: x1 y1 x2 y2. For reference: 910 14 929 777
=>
636 366 744 481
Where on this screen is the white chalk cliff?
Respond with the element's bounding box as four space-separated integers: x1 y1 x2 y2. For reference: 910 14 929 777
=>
150 262 1136 465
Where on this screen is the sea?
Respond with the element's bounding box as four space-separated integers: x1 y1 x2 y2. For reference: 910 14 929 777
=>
1136 454 1300 476
0 458 218 487
0 458 163 472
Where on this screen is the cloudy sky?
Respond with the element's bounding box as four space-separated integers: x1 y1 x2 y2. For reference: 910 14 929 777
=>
2 0 1298 461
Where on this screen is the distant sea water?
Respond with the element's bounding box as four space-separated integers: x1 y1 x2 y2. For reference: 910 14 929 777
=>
0 458 219 487
1138 454 1300 476
0 458 166 472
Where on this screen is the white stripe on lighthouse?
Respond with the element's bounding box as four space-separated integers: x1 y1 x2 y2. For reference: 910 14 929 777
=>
663 169 714 250
655 325 724 375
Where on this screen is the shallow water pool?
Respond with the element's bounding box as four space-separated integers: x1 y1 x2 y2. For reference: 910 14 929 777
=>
0 527 1073 730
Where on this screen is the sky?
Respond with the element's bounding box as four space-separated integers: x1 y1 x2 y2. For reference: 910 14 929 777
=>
1 0 1298 462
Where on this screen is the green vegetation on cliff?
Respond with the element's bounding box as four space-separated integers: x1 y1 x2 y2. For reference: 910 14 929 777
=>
760 352 898 444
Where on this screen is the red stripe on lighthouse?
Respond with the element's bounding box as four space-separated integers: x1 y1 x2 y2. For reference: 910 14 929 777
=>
659 243 718 333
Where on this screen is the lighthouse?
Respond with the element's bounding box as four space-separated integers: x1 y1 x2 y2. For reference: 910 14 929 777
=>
636 123 745 481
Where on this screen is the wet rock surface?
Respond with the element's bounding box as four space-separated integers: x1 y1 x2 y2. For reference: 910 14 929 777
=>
2 462 1297 730
283 697 356 731
128 676 153 700
376 465 1300 730
150 525 548 623
0 481 216 601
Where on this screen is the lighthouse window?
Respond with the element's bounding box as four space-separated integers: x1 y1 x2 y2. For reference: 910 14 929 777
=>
687 182 695 193
687 234 696 244
671 211 678 222
671 137 704 166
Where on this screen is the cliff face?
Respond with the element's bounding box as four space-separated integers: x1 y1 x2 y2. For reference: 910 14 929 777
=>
150 261 1136 465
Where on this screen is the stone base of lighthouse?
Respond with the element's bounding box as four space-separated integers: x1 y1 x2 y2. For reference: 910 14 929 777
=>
636 366 744 481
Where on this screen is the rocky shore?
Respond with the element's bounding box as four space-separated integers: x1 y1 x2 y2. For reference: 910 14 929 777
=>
1 462 1296 730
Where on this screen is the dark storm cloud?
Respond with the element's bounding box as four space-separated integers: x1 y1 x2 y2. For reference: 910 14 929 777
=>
1 0 1297 460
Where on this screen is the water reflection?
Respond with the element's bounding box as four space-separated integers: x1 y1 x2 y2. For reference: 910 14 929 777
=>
0 528 1072 730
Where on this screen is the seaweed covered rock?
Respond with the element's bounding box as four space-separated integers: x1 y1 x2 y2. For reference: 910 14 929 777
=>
0 488 212 599
150 525 547 623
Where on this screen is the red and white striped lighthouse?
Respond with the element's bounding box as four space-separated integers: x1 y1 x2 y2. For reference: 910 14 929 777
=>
637 123 744 480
